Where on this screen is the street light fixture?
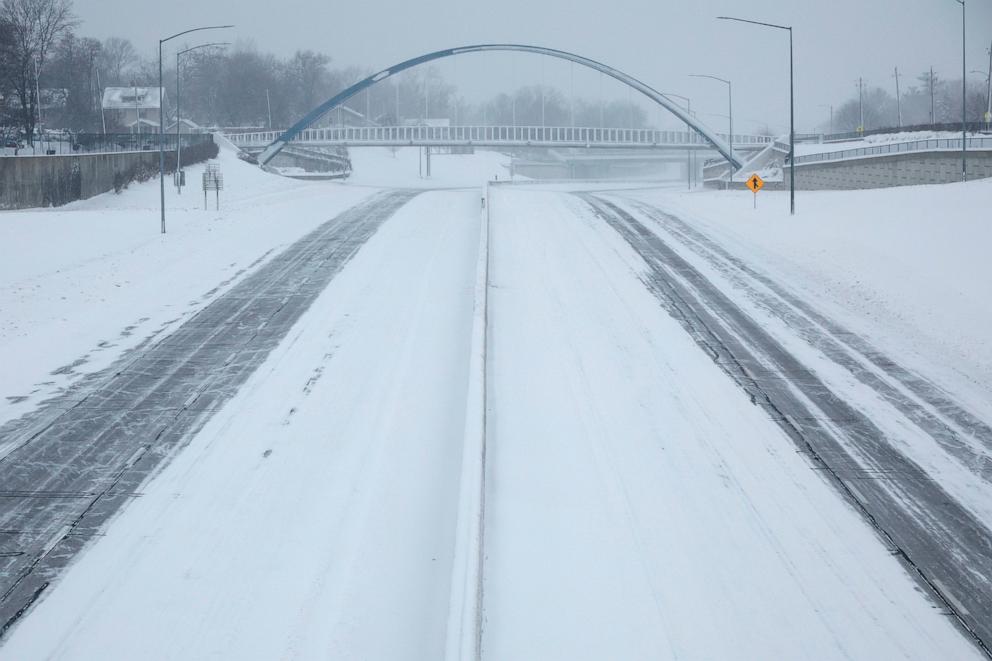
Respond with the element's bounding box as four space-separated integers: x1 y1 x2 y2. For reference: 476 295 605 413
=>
176 42 230 193
159 24 234 234
662 92 693 190
689 74 733 187
717 16 794 215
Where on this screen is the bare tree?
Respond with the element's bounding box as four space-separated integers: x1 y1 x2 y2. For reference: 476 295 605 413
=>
97 36 136 85
0 0 76 143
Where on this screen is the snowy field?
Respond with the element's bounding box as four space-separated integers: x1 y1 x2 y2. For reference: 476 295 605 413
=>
2 144 991 659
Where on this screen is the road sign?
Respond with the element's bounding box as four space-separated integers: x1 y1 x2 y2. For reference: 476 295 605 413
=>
746 173 764 193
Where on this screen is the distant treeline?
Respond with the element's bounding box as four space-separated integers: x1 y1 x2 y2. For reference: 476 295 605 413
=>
0 0 653 141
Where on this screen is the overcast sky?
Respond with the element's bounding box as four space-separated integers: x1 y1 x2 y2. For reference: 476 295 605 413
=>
75 0 992 133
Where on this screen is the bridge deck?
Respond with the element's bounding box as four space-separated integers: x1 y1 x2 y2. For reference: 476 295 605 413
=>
229 125 773 151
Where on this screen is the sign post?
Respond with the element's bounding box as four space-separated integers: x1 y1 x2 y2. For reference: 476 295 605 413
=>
745 172 764 208
202 164 223 210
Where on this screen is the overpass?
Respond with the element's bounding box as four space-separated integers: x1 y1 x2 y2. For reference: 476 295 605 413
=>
231 125 772 152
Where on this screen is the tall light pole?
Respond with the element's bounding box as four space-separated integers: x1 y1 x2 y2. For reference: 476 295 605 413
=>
689 74 732 185
893 67 903 128
718 16 794 215
955 0 966 181
663 92 693 190
987 41 992 129
158 24 233 234
176 42 229 193
857 77 865 133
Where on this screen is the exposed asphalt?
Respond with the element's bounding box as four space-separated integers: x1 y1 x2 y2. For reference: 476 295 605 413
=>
0 190 417 638
581 193 992 658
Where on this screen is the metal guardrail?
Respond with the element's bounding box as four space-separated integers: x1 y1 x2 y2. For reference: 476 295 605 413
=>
792 136 992 166
228 125 775 150
821 122 991 143
1 133 213 156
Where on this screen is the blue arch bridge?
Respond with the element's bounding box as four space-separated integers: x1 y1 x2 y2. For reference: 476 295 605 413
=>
232 44 773 178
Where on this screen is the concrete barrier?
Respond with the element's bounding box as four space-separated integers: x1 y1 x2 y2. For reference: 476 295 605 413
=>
767 150 992 191
0 138 217 210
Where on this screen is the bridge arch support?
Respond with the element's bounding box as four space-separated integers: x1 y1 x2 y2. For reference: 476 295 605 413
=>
258 44 743 170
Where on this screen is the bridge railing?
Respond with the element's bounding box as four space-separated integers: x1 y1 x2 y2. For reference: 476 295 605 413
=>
228 126 774 148
792 136 992 166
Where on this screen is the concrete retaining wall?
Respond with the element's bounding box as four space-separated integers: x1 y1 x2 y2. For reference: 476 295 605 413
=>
0 138 217 210
771 150 992 191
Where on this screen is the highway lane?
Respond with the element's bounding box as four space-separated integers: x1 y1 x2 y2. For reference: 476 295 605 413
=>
581 193 992 656
0 190 417 638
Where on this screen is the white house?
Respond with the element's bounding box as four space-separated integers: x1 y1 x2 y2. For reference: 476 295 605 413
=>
102 87 166 133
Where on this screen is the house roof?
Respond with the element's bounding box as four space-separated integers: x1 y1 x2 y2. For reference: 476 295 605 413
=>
102 87 165 110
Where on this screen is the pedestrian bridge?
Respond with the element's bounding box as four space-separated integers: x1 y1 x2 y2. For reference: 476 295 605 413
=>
228 125 773 152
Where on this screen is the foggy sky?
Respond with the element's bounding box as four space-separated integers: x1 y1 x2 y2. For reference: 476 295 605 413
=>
73 0 992 133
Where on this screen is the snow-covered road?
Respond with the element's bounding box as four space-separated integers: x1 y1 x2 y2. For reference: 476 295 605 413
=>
1 163 990 659
1 190 482 658
481 187 981 660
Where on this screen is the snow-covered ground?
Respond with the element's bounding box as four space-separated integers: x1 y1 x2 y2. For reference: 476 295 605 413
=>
482 187 979 659
348 146 514 188
623 179 992 417
1 190 482 660
2 142 991 659
0 143 375 429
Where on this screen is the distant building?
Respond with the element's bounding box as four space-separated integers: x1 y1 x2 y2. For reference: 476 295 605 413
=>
166 118 205 134
102 87 166 133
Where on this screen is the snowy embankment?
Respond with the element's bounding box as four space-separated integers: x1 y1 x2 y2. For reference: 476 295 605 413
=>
627 179 992 416
794 130 986 156
0 142 375 427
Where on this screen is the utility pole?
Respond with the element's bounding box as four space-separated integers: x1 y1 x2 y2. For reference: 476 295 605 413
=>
266 89 272 129
986 41 992 129
956 0 966 181
894 67 902 128
930 66 936 125
858 77 865 134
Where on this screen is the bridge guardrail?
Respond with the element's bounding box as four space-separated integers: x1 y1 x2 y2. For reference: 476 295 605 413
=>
792 136 992 166
227 126 774 150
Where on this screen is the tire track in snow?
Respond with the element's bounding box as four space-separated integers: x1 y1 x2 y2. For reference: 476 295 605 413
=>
0 190 417 640
580 193 992 658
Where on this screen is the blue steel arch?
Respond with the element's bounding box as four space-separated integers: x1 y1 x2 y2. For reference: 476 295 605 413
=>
258 44 743 169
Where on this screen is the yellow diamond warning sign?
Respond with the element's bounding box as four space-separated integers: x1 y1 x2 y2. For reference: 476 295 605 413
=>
746 173 764 193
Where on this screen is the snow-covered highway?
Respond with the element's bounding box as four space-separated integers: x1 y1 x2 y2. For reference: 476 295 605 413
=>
1 149 991 659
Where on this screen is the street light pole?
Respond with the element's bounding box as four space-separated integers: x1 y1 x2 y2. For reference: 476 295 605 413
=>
955 0 966 181
718 16 794 215
158 24 233 234
894 67 902 128
689 74 733 186
176 42 229 194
